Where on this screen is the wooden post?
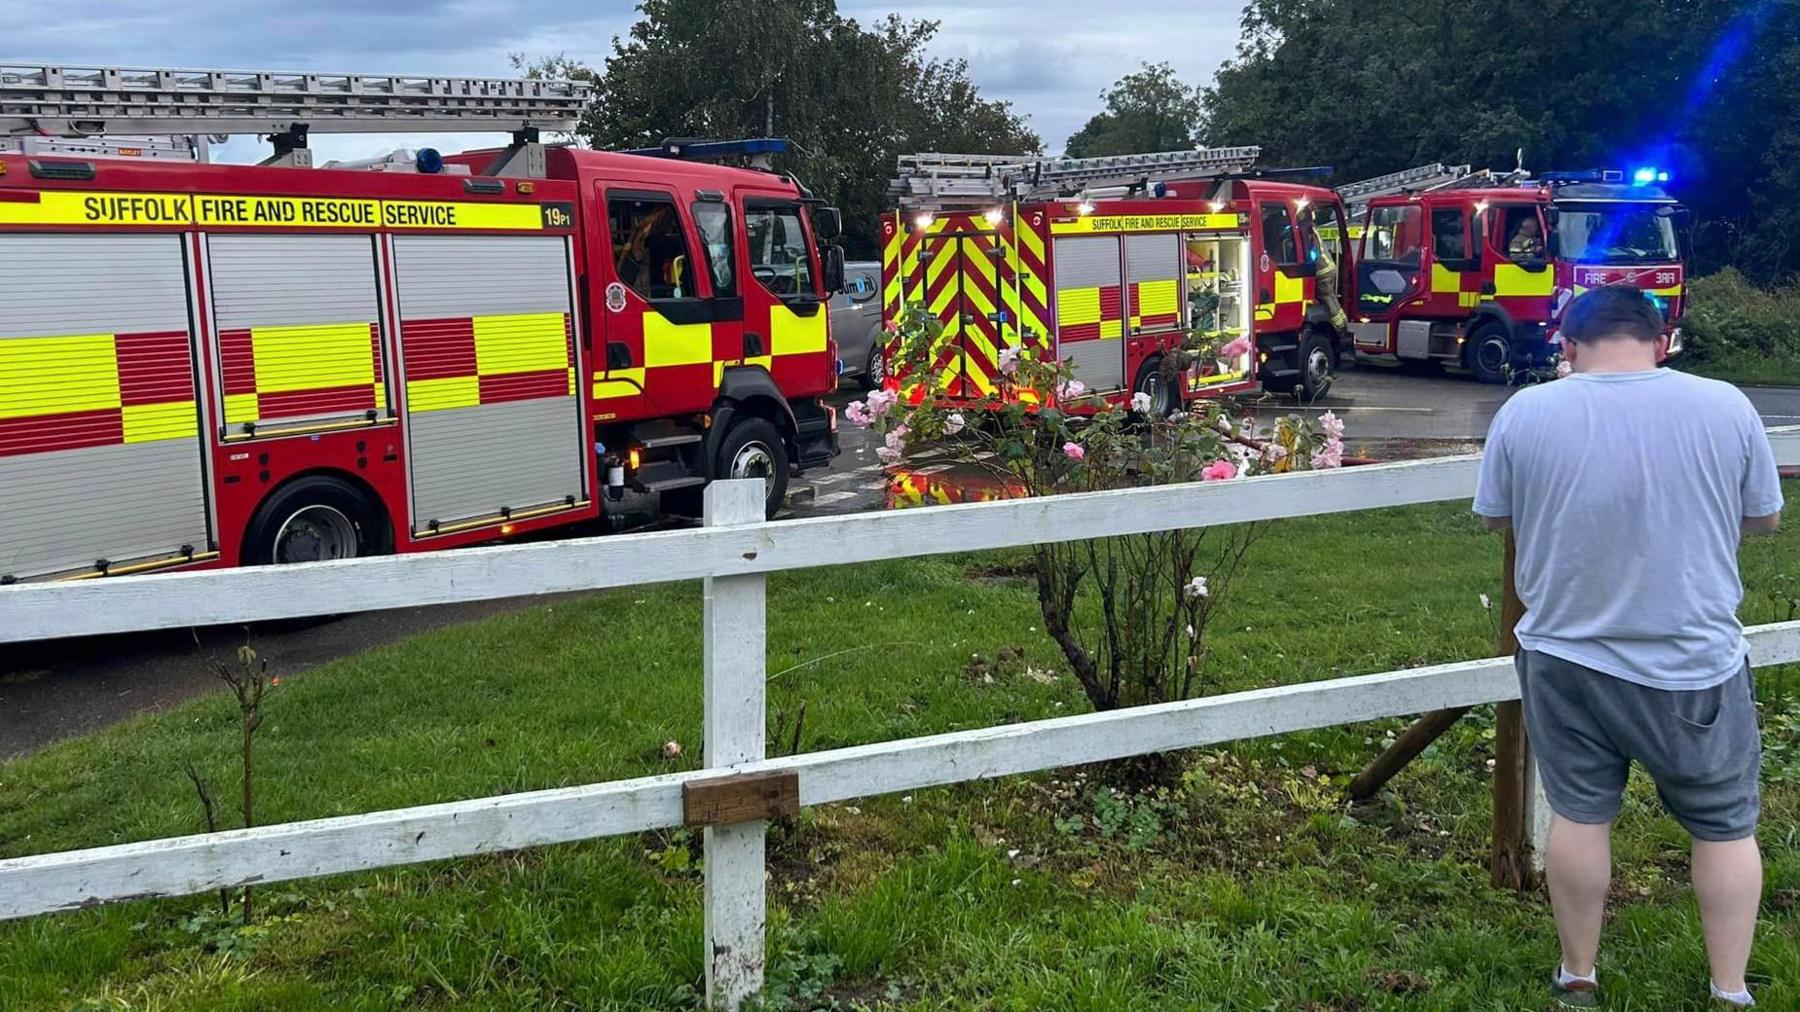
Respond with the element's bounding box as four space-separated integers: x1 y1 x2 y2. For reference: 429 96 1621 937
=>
1345 704 1471 801
1490 528 1538 890
701 480 769 1010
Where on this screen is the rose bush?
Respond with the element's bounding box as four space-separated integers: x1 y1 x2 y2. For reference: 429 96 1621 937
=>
849 304 1346 767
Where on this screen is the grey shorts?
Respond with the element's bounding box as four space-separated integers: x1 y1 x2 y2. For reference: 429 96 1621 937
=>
1516 649 1762 842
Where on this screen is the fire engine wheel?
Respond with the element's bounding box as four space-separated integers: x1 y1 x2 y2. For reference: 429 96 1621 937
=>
861 343 887 391
245 476 383 566
1468 323 1512 385
1294 329 1336 402
1132 357 1178 417
715 417 790 519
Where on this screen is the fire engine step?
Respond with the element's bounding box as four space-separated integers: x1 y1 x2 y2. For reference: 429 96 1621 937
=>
639 475 707 494
638 432 704 450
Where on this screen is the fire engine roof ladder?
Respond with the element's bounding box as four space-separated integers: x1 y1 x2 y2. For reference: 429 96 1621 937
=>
1337 161 1530 216
888 146 1264 211
0 62 592 176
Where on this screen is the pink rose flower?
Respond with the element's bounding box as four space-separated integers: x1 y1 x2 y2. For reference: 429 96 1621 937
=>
1219 337 1252 360
1056 379 1086 401
875 446 901 465
845 400 873 427
1201 459 1237 482
865 388 897 418
944 412 966 436
998 346 1022 375
1318 410 1345 441
1311 437 1344 470
1131 391 1153 412
1062 441 1085 461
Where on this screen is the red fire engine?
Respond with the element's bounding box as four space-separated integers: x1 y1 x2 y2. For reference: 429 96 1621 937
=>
0 64 840 584
878 149 1354 412
1338 162 1687 383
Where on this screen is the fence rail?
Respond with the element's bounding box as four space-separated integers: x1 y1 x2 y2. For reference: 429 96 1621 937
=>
4 427 1797 1008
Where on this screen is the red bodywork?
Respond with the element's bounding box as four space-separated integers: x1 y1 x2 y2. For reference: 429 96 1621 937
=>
0 147 834 581
1346 185 1685 373
878 179 1350 414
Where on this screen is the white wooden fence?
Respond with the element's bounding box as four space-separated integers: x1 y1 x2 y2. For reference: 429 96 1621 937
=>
3 429 1798 1009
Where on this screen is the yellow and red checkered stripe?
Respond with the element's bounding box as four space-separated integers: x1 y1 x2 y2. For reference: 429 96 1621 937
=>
1055 283 1124 341
219 322 386 426
0 329 197 458
402 312 575 413
1129 278 1181 330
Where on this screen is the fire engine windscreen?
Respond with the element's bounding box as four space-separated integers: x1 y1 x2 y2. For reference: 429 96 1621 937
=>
1555 203 1680 264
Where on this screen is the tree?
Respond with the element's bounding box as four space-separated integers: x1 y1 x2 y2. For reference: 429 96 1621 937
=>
518 3 1038 257
1200 0 1800 280
1064 62 1206 158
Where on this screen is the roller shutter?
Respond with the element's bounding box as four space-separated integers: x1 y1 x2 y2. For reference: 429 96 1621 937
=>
1052 236 1124 391
206 234 387 435
391 235 583 534
0 233 208 580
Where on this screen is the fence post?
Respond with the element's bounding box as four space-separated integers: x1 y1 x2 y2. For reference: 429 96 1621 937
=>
702 480 769 1010
1491 528 1540 890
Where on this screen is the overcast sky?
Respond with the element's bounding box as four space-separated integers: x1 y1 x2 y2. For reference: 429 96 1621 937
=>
2 0 1248 162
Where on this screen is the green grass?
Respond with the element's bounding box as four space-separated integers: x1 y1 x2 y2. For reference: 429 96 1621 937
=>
1678 350 1800 388
3 485 1798 1010
1677 270 1800 388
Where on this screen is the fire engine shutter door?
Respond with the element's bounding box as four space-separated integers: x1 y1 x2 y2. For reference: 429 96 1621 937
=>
206 235 386 433
0 233 208 580
1052 236 1124 391
1125 233 1183 333
392 235 582 534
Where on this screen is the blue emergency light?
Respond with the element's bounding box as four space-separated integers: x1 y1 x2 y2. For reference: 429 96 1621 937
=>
1632 166 1671 185
622 137 791 162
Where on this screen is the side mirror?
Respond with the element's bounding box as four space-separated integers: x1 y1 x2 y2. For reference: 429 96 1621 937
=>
812 206 843 240
819 244 845 296
1290 259 1318 278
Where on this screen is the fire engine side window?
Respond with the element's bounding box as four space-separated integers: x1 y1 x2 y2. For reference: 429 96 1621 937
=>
609 195 696 300
745 203 814 298
691 201 736 297
1497 205 1544 259
1259 203 1300 266
1363 205 1423 267
1431 208 1469 261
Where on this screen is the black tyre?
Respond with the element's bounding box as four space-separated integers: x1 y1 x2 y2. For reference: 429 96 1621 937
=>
714 416 790 519
1131 356 1179 417
1467 322 1511 385
1295 329 1336 402
243 475 385 566
860 342 887 391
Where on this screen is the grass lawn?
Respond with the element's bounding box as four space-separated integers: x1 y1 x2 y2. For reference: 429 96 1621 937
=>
3 483 1798 1010
1677 351 1800 388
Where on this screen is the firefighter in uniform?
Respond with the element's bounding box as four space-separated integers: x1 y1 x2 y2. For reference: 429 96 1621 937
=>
1313 239 1349 332
1508 217 1546 258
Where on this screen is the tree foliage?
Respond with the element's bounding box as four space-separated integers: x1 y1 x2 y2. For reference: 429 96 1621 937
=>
518 1 1039 257
1199 0 1800 279
1064 62 1206 158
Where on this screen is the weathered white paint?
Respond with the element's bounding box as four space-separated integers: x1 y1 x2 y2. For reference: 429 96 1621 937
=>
6 620 1795 922
701 480 769 1011
1525 747 1552 875
0 453 1486 642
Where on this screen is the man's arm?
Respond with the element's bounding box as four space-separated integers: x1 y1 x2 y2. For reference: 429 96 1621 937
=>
1483 516 1512 531
1739 402 1784 538
1743 512 1781 537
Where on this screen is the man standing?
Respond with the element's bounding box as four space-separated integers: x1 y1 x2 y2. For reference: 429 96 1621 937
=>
1473 286 1784 1009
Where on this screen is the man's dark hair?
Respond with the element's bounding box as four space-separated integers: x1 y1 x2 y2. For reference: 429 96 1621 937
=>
1561 285 1663 343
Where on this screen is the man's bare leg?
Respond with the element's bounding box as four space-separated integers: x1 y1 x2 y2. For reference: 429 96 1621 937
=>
1692 835 1761 997
1546 814 1613 977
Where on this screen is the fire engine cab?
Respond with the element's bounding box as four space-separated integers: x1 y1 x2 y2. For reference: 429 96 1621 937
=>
1339 162 1687 383
879 148 1353 412
0 63 840 584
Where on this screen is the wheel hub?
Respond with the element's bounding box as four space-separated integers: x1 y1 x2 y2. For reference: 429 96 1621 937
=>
730 441 777 496
273 505 358 564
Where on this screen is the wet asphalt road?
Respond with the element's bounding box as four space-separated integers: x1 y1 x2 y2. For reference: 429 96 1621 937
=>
5 368 1797 757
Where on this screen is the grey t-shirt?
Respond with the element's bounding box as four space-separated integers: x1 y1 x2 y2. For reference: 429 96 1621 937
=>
1474 369 1785 690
